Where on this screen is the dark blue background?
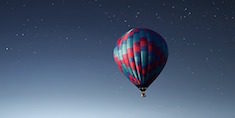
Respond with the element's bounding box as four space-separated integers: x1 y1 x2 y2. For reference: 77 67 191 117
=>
0 0 234 117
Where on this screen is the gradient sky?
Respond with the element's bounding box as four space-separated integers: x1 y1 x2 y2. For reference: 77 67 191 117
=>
0 0 235 118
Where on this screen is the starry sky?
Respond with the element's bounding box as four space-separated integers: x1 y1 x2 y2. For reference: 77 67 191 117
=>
0 0 235 118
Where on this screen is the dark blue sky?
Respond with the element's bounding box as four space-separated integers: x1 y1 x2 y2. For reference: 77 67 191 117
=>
0 0 235 118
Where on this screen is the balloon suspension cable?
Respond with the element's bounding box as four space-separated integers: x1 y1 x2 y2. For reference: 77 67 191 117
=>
139 87 147 98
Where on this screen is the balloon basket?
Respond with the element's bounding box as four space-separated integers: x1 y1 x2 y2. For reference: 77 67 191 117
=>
141 91 146 97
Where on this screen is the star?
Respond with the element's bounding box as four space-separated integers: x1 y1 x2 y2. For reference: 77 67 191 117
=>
32 51 38 55
26 18 30 22
51 2 55 6
65 37 69 40
40 18 44 22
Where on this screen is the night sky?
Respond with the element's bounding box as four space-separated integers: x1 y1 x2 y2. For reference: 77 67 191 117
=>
0 0 235 118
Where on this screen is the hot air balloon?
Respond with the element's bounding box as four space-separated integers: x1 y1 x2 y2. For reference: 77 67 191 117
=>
113 28 168 97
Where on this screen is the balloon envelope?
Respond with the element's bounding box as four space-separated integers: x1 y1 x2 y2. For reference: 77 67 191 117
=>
113 28 168 93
